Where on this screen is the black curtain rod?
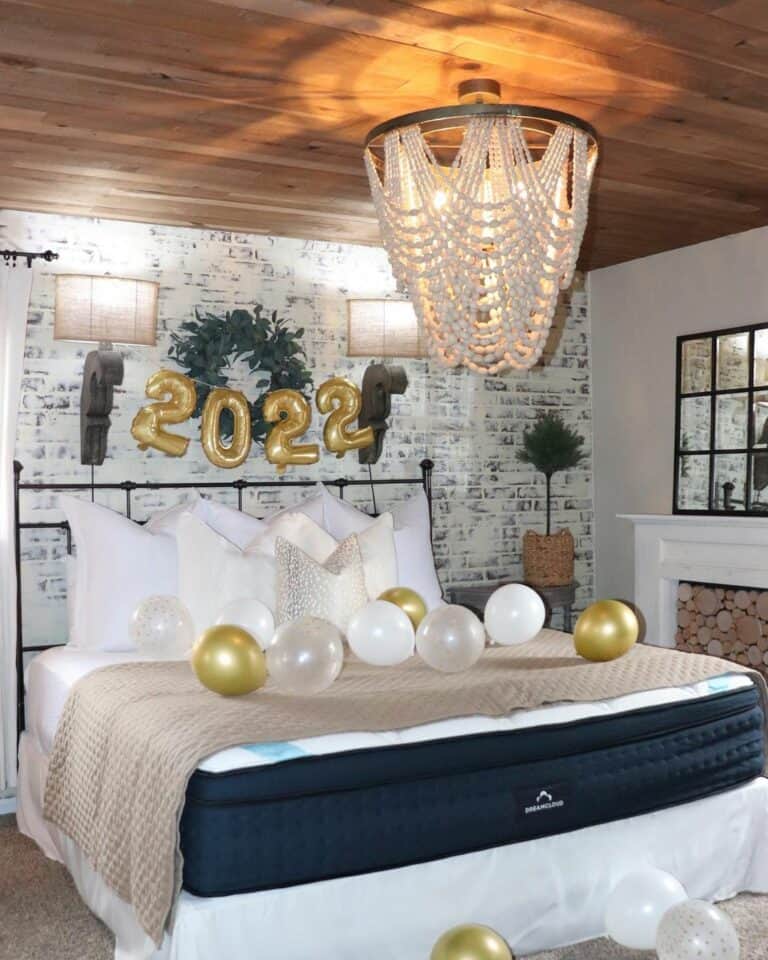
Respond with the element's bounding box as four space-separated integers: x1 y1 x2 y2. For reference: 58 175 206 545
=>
1 249 59 268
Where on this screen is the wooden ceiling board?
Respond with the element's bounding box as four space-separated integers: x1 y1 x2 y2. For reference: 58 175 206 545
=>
2 0 768 267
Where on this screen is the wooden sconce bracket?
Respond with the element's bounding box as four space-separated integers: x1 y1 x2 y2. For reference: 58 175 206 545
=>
80 349 124 466
358 362 408 465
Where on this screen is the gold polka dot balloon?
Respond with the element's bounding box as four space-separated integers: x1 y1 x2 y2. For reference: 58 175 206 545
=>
129 595 194 659
656 900 740 960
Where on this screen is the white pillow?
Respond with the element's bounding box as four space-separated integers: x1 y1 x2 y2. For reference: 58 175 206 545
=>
269 489 325 526
194 499 267 550
145 494 204 536
176 513 277 639
150 489 325 550
60 495 177 652
275 534 368 633
249 511 337 563
321 486 443 609
62 497 194 646
352 513 398 599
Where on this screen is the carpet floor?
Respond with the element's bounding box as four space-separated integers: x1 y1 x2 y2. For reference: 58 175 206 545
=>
1 814 766 959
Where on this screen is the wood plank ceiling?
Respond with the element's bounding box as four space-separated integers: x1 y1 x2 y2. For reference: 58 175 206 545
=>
2 0 768 269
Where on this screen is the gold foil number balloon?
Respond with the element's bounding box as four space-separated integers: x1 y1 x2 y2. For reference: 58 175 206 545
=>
573 599 639 662
431 924 514 960
191 625 267 696
131 369 196 457
263 389 319 474
201 387 252 469
316 377 374 458
378 586 428 630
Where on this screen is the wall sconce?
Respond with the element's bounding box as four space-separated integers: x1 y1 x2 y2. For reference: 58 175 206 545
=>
347 299 425 359
55 275 159 465
358 363 408 465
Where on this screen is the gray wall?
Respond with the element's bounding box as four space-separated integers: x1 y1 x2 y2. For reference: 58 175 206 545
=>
6 210 595 647
590 225 768 604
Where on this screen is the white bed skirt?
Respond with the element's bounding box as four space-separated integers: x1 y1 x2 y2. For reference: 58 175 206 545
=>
17 731 768 960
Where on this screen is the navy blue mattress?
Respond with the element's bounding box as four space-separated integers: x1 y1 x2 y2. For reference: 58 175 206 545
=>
179 685 765 897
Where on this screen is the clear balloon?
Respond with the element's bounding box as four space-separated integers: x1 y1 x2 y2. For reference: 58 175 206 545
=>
416 604 486 673
130 595 194 659
484 584 546 646
656 900 740 960
605 869 688 950
215 597 275 651
267 616 345 694
347 600 415 666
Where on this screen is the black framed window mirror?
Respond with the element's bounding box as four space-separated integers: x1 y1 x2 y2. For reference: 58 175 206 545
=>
675 324 768 515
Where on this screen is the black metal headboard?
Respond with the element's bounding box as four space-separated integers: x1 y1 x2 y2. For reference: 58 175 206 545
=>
13 458 434 744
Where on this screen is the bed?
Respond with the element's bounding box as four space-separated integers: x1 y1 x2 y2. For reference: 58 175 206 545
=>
12 463 768 960
17 645 768 960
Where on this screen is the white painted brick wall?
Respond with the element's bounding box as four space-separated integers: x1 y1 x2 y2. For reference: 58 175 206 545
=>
5 210 594 646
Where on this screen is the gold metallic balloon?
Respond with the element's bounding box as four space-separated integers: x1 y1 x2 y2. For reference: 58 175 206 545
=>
263 388 319 474
131 369 196 457
316 377 374 458
201 387 252 469
431 924 514 960
191 625 267 696
573 600 639 662
379 586 428 630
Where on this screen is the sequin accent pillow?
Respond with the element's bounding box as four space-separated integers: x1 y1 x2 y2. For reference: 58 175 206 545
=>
275 534 368 633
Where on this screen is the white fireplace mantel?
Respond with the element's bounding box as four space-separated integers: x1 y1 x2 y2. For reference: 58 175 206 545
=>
620 514 768 648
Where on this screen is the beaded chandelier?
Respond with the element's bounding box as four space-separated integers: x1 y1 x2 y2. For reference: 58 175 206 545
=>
364 80 598 374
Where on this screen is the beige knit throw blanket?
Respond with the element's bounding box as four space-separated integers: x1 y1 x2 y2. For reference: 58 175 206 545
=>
43 630 768 946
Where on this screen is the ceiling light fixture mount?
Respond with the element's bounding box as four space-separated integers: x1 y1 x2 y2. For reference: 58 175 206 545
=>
364 79 598 374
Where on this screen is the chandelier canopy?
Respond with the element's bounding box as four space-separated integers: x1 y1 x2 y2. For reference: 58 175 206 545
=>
364 80 598 374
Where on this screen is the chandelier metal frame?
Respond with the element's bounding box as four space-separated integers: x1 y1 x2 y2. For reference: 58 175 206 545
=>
365 103 598 153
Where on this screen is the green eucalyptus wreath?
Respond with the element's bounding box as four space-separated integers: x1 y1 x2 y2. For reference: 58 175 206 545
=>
167 305 313 443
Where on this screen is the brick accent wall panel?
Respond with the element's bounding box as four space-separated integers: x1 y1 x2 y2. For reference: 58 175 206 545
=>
6 211 594 647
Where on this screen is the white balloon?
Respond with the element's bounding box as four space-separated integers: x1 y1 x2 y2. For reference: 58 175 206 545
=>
130 595 194 659
215 597 275 650
484 584 546 646
604 868 688 950
416 605 486 673
266 616 344 695
347 601 415 666
657 900 740 960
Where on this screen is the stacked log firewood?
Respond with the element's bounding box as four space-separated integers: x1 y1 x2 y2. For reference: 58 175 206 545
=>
675 582 768 678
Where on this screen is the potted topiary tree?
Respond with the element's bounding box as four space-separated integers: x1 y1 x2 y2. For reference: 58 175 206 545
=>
517 412 587 587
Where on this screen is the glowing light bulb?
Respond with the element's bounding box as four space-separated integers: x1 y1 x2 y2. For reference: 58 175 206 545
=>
433 190 448 210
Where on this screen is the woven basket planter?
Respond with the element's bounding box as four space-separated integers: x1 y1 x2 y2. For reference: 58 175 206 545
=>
523 529 574 587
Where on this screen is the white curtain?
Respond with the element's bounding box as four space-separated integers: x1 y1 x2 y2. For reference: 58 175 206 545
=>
0 266 33 793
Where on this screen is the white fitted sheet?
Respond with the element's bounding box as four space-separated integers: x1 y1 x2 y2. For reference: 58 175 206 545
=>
17 732 768 960
26 645 754 774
